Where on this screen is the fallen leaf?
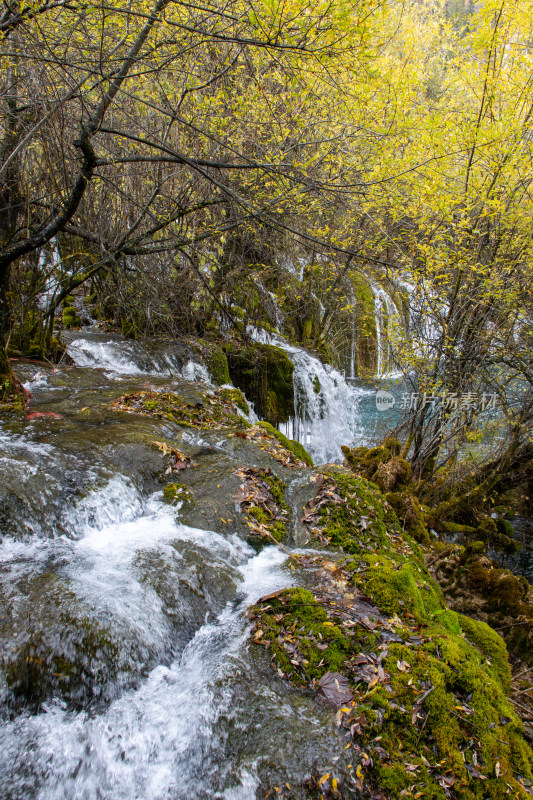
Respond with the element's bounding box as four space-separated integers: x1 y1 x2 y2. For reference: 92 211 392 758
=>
318 672 354 707
25 411 62 420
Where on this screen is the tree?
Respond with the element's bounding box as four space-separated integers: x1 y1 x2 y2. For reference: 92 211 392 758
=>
0 0 387 397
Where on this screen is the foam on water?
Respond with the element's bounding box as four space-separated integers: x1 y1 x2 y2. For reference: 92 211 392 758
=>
0 539 289 800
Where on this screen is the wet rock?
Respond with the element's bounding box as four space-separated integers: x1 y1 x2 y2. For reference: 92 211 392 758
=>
0 572 127 712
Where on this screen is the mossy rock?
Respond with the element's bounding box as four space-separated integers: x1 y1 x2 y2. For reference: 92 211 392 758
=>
0 573 124 710
113 390 249 431
250 559 532 799
250 588 353 682
386 490 430 545
429 546 533 664
223 341 294 425
250 464 532 797
383 437 402 456
236 466 289 544
217 387 249 415
475 517 520 554
341 443 394 482
442 521 478 536
257 420 313 466
8 310 63 362
207 348 230 386
374 456 411 492
162 483 194 506
303 469 412 555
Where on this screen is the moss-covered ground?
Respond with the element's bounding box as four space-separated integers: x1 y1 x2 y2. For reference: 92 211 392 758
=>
234 466 289 544
251 470 533 799
112 387 250 430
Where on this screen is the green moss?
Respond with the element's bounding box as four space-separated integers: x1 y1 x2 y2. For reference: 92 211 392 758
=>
162 483 193 506
113 390 249 431
62 306 80 329
304 469 415 556
251 560 532 799
357 553 457 631
257 420 313 466
121 319 138 339
217 387 249 415
223 341 294 425
207 348 230 386
247 505 286 542
261 470 287 508
475 517 519 554
312 374 321 394
247 459 532 798
8 310 63 362
443 521 478 535
458 614 511 689
386 490 430 544
250 588 352 683
383 437 402 456
237 466 289 544
302 319 313 343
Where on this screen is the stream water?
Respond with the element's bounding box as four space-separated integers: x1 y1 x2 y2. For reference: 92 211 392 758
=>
0 334 353 799
249 327 397 463
3 329 528 798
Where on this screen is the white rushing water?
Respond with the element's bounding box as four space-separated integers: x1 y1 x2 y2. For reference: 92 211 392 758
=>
394 275 449 361
67 336 210 382
0 467 294 800
250 328 372 463
369 282 401 379
36 239 62 312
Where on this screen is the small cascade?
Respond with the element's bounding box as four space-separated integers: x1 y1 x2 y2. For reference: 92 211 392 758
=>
267 290 284 332
349 288 356 380
36 239 62 311
395 275 448 359
250 328 370 463
67 332 210 382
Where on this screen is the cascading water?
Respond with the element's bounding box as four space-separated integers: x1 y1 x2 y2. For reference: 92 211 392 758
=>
0 347 352 798
250 328 372 463
36 239 62 311
66 331 210 382
394 275 448 359
370 282 399 379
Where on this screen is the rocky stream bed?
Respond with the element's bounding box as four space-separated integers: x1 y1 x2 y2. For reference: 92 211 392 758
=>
0 332 531 800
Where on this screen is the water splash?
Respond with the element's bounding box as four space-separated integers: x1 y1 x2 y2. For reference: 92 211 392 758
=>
0 543 293 800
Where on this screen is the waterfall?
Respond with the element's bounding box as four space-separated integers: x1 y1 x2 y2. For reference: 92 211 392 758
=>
250 328 371 463
37 239 62 311
370 282 400 379
394 275 448 360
